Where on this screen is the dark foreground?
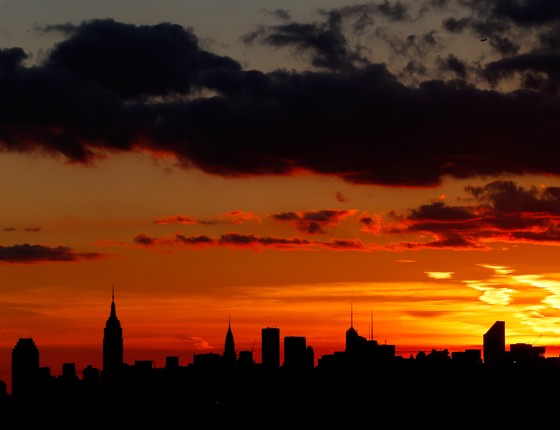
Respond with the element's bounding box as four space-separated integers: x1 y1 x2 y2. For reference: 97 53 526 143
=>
3 365 557 426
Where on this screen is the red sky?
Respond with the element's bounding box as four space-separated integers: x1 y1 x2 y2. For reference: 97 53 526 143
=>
3 0 560 392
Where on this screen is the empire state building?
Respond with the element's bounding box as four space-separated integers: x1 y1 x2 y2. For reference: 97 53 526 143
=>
102 286 123 381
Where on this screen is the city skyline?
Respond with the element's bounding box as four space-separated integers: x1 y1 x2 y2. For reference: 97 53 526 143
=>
1 290 554 396
4 0 560 397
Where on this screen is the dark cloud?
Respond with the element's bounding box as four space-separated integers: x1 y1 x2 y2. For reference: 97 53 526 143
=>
465 180 560 214
437 54 468 80
477 0 560 27
242 13 368 71
322 239 366 250
397 232 481 250
335 191 348 202
133 234 157 246
262 9 292 21
43 19 240 99
0 244 102 263
134 231 368 252
175 234 215 246
271 209 356 234
442 17 471 33
218 233 311 248
0 47 27 72
389 180 560 249
483 52 560 93
154 215 197 225
408 201 475 221
130 179 560 252
3 226 50 234
24 227 41 232
2 9 560 187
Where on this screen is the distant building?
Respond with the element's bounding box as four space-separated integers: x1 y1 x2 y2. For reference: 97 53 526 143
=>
165 356 180 370
59 362 79 384
509 342 546 366
192 352 222 369
11 337 41 397
345 304 368 354
483 320 506 367
283 336 309 369
262 327 280 369
222 317 236 368
237 350 255 368
451 349 482 368
103 286 123 381
82 364 100 384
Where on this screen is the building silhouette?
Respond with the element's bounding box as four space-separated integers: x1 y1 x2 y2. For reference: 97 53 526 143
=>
11 337 40 398
261 327 280 369
283 336 314 369
4 294 560 427
345 303 368 353
483 320 506 367
102 286 123 381
222 316 236 368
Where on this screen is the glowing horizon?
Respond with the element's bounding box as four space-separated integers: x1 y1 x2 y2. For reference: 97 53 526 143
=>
3 0 560 396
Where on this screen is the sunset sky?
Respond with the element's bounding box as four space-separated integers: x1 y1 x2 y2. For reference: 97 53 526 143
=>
3 0 560 389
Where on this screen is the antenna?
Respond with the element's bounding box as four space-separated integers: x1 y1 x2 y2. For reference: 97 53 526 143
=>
350 302 353 328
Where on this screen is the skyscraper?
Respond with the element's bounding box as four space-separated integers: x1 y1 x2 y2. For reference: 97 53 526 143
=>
11 337 40 397
483 320 506 367
222 316 236 367
283 336 309 369
261 327 280 369
346 303 367 354
102 286 123 380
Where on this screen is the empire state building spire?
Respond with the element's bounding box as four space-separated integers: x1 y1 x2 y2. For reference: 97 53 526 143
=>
102 285 123 381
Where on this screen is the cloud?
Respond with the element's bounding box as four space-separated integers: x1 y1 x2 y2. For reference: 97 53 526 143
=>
224 210 262 224
425 271 454 279
3 227 42 232
175 234 215 247
271 209 357 234
0 243 103 263
334 191 347 202
154 211 261 226
133 179 560 252
2 7 560 187
387 180 560 250
154 215 198 225
133 234 159 246
133 231 367 252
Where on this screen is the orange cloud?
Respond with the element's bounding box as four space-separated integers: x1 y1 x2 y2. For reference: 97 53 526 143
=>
221 210 262 224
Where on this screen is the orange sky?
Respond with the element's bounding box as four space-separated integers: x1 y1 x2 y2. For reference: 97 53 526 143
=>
3 0 560 393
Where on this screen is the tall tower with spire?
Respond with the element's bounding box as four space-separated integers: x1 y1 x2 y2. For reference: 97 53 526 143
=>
222 316 237 368
102 285 123 381
345 302 367 353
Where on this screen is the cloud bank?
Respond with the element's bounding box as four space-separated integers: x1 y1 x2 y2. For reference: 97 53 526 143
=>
1 1 560 187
